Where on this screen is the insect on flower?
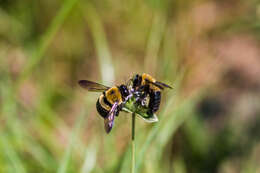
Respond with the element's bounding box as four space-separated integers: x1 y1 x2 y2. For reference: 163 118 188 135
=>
127 73 172 116
78 73 172 133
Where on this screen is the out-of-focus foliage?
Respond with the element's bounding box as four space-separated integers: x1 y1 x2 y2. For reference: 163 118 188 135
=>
0 0 260 172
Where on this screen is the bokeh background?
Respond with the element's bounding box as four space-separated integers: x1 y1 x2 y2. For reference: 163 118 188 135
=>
1 0 260 172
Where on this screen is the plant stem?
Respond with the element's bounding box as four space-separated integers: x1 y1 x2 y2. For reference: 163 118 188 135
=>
131 113 136 173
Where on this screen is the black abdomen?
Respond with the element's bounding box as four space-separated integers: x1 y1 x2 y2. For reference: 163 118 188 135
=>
148 91 161 115
96 99 109 118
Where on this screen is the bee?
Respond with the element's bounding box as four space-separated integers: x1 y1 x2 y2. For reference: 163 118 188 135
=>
130 73 172 115
78 80 129 133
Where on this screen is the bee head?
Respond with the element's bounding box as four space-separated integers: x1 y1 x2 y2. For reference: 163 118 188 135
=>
133 74 142 89
118 85 129 98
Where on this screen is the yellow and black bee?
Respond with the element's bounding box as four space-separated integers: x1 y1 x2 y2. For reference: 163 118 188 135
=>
78 80 129 133
131 73 172 115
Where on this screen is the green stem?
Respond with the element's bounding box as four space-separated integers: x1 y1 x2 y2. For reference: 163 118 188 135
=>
131 113 136 173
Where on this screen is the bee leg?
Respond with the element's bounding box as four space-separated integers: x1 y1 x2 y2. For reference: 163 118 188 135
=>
141 97 148 107
115 109 120 116
134 91 146 107
116 104 124 116
133 91 142 103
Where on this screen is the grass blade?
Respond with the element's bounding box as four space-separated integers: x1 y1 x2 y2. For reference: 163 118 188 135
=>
80 142 98 173
57 109 87 173
80 2 115 85
19 0 80 83
0 135 27 173
144 12 167 74
135 94 199 173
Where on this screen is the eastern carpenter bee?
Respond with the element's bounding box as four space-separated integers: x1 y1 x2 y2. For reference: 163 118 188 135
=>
78 80 129 133
129 73 172 115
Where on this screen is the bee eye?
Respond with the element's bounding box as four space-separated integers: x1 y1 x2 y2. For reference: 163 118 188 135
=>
110 90 115 94
119 85 129 97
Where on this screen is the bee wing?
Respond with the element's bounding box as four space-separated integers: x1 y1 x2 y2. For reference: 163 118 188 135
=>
155 81 173 89
78 80 110 92
104 102 119 133
145 79 172 90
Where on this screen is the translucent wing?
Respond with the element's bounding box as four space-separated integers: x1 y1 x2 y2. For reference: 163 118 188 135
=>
78 80 110 92
155 81 173 89
145 79 172 90
104 102 119 133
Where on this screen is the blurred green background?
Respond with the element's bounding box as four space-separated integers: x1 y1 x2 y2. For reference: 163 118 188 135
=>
1 0 260 172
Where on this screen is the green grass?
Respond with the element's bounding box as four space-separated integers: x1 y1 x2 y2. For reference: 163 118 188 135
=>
19 0 80 84
0 0 259 172
57 108 87 173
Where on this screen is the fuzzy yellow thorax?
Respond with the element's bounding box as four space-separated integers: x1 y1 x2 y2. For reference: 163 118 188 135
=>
105 87 123 104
